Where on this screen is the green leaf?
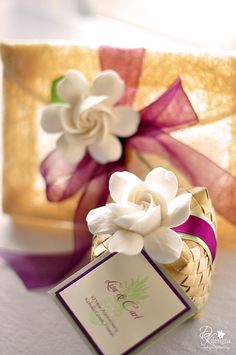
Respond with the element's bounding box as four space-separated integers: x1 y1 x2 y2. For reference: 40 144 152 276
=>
51 76 64 103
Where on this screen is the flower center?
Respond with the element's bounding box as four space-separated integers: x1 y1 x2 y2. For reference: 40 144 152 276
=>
128 185 162 211
80 110 100 130
136 192 153 210
70 102 111 143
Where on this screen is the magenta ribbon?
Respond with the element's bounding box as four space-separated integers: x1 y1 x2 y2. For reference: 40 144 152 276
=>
173 215 217 261
1 46 234 288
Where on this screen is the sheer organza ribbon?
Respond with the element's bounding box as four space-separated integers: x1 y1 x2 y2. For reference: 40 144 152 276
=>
1 46 235 288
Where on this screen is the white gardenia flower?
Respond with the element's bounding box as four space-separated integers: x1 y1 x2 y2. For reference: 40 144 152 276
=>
41 69 140 164
86 167 192 264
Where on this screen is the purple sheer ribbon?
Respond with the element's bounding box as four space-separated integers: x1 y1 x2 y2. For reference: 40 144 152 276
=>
1 46 234 288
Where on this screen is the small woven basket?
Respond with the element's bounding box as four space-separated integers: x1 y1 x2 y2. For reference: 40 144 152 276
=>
91 187 216 317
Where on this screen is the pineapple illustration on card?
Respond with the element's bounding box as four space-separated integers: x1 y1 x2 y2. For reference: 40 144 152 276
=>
89 277 149 326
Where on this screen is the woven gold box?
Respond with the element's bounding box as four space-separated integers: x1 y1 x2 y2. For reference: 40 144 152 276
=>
1 43 236 247
92 186 216 314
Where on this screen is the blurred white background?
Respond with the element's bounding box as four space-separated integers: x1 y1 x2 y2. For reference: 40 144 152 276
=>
0 0 236 49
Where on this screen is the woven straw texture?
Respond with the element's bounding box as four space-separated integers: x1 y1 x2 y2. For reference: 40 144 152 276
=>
91 187 216 317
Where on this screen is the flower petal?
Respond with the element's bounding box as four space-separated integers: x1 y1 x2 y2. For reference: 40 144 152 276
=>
144 227 183 264
56 70 88 103
145 167 178 202
108 230 144 255
130 205 161 235
86 206 116 235
107 202 142 217
41 105 63 133
109 171 142 204
88 134 122 164
61 107 78 133
56 134 86 163
114 210 145 230
163 193 192 228
110 106 140 137
91 70 125 104
78 95 107 114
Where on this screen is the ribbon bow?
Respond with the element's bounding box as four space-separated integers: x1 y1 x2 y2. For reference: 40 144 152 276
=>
1 47 235 288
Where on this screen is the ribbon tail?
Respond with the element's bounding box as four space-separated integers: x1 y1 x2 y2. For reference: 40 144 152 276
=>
0 251 85 289
40 151 99 202
0 174 110 289
129 132 236 225
73 173 110 262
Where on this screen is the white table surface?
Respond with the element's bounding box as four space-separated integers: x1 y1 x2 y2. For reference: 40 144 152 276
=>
0 2 235 354
1 244 235 355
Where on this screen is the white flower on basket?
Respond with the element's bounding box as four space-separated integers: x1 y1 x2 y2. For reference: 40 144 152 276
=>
87 167 192 264
41 70 140 164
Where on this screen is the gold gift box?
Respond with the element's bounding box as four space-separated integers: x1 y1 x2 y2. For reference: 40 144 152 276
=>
1 43 236 247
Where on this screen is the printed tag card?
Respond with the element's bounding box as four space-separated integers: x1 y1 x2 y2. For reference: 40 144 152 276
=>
49 251 198 355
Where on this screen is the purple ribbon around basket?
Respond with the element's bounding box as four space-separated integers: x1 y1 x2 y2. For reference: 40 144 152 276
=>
173 215 217 262
1 45 234 289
